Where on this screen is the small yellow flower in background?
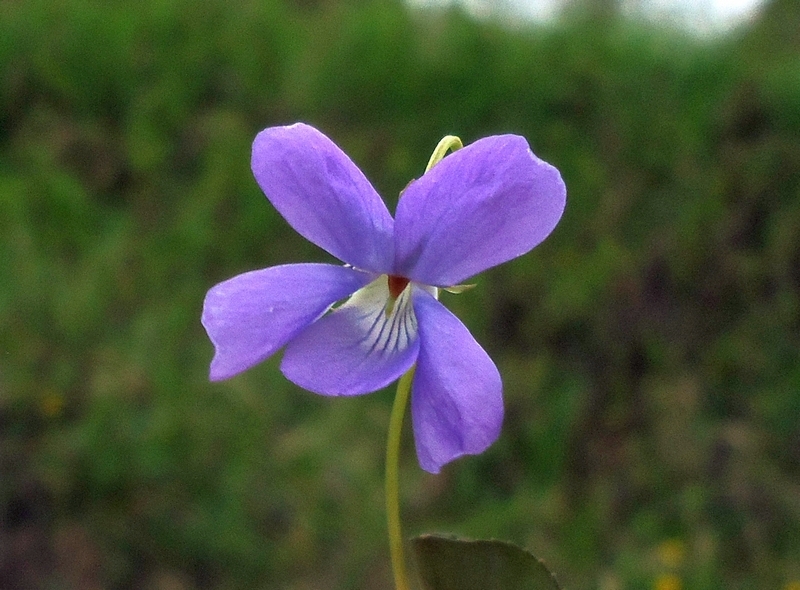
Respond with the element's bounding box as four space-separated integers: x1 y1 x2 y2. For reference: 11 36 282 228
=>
657 539 686 569
784 581 800 590
654 573 682 590
654 540 685 590
39 390 65 418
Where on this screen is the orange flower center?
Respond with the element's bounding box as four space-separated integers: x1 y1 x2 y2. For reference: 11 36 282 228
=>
387 275 410 299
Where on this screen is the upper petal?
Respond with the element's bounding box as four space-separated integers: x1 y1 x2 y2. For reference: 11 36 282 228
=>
394 134 566 286
410 289 503 473
280 276 419 396
252 123 395 273
202 263 374 381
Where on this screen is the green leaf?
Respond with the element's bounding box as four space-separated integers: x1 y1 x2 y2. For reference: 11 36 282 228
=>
412 534 562 590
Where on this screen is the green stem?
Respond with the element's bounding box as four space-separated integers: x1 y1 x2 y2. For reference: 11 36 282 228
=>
424 135 463 173
384 135 462 590
386 367 415 590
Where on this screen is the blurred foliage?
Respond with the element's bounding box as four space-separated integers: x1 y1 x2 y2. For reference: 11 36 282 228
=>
1 0 799 588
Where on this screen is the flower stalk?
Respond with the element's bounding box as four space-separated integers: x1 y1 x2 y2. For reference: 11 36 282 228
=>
385 367 415 590
384 136 465 590
425 135 463 173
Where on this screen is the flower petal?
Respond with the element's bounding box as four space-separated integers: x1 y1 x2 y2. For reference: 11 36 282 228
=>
410 289 503 473
252 123 394 273
281 276 419 396
202 264 374 381
394 134 566 286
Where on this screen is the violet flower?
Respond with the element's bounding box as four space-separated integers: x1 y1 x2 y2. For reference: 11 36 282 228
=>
202 123 566 473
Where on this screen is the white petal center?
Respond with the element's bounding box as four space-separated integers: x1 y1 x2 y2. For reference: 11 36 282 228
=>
338 275 418 356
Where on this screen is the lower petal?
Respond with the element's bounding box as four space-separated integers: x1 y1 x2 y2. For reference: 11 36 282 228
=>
410 289 503 473
202 264 374 381
281 276 419 396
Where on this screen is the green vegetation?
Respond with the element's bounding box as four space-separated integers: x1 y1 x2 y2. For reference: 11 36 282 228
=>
1 0 799 588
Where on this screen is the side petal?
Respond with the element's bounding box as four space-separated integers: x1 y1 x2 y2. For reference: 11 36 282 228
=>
410 289 503 474
252 123 394 273
281 276 419 396
394 134 566 286
202 264 374 381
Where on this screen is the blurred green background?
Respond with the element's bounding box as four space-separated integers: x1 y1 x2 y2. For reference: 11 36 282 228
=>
2 0 799 588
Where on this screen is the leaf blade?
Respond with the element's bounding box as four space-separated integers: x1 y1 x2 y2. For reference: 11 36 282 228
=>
412 534 562 590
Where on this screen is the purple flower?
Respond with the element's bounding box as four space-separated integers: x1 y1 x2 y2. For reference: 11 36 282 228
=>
202 123 566 473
